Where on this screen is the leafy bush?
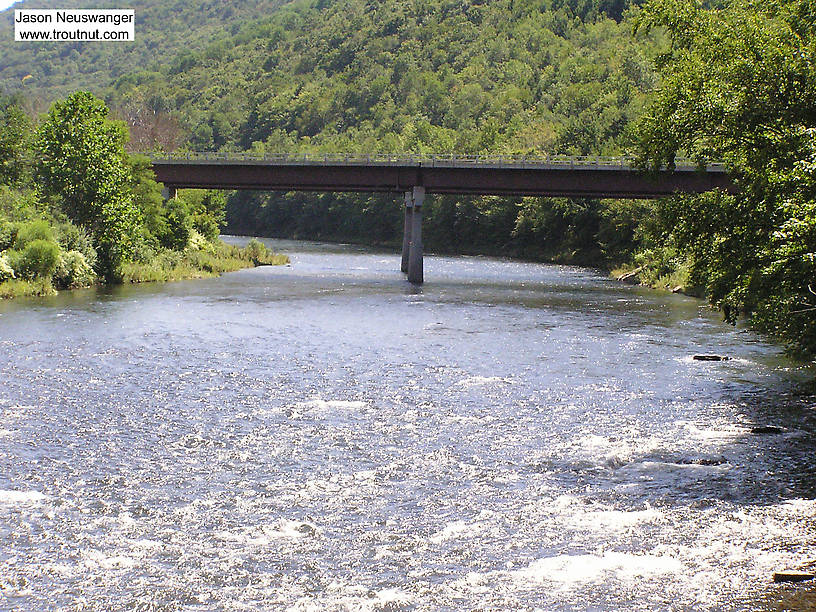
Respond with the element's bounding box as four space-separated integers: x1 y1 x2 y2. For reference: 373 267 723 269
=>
240 238 289 266
56 222 97 269
158 198 192 250
54 250 96 288
188 229 214 253
0 222 17 250
7 239 61 280
192 212 220 242
0 187 41 222
130 233 158 263
14 220 55 248
0 252 15 282
244 238 267 264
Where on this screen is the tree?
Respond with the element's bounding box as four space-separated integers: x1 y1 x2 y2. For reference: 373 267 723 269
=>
633 0 816 354
115 90 185 153
0 95 33 186
36 92 142 280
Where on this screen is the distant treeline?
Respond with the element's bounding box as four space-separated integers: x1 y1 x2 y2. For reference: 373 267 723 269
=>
226 191 648 267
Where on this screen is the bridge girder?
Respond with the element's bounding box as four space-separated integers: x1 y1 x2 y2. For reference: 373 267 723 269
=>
150 158 735 285
151 160 734 199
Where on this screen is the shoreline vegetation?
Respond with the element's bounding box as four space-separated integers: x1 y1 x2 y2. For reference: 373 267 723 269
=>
0 237 288 300
0 91 287 302
120 238 288 284
610 260 700 297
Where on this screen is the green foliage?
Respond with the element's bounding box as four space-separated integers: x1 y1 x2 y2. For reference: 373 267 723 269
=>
177 189 227 241
0 221 16 251
128 153 167 250
192 213 220 242
0 252 14 282
0 186 43 223
54 250 96 288
510 198 605 262
14 220 55 248
596 198 655 262
0 278 56 299
120 238 288 283
631 245 692 290
0 96 33 186
633 0 816 354
7 239 60 280
0 86 242 295
158 197 192 250
55 222 98 269
554 0 635 21
0 0 292 100
244 238 271 265
133 184 224 250
36 91 142 280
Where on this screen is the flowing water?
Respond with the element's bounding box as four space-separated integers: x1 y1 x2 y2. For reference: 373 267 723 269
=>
1 238 815 611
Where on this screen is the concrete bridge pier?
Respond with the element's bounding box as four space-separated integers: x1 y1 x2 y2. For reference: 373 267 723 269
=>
401 190 413 274
161 185 177 200
407 186 425 284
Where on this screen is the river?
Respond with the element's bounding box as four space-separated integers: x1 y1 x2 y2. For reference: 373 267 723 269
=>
1 238 815 610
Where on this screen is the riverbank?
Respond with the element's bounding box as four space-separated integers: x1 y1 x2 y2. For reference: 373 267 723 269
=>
0 238 288 299
610 257 704 298
770 584 816 610
120 238 288 283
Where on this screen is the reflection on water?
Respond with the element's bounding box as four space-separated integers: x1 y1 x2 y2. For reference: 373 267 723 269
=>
0 237 814 610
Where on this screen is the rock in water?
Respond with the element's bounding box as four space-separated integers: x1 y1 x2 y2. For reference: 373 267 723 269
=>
773 571 816 583
750 426 784 434
692 354 730 361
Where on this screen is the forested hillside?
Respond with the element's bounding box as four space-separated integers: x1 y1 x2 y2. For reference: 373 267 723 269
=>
0 0 289 105
2 0 653 263
96 0 653 264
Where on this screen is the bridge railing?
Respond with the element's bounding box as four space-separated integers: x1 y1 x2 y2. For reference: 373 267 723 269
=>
141 151 726 172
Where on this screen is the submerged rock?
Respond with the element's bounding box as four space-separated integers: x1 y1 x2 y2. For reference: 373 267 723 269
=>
675 455 728 466
692 354 730 361
750 426 785 434
295 522 316 536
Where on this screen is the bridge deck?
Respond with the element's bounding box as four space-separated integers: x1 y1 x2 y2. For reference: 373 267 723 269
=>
147 153 733 198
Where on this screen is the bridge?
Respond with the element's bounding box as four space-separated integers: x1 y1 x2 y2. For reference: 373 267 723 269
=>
148 152 735 284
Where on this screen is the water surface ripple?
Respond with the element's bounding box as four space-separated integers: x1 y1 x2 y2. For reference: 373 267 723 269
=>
1 239 814 610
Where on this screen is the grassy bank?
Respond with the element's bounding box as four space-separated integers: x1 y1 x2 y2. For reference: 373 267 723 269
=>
121 239 288 283
610 247 703 297
0 278 57 299
0 238 288 298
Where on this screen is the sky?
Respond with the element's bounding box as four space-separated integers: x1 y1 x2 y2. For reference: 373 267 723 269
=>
1 1 20 12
